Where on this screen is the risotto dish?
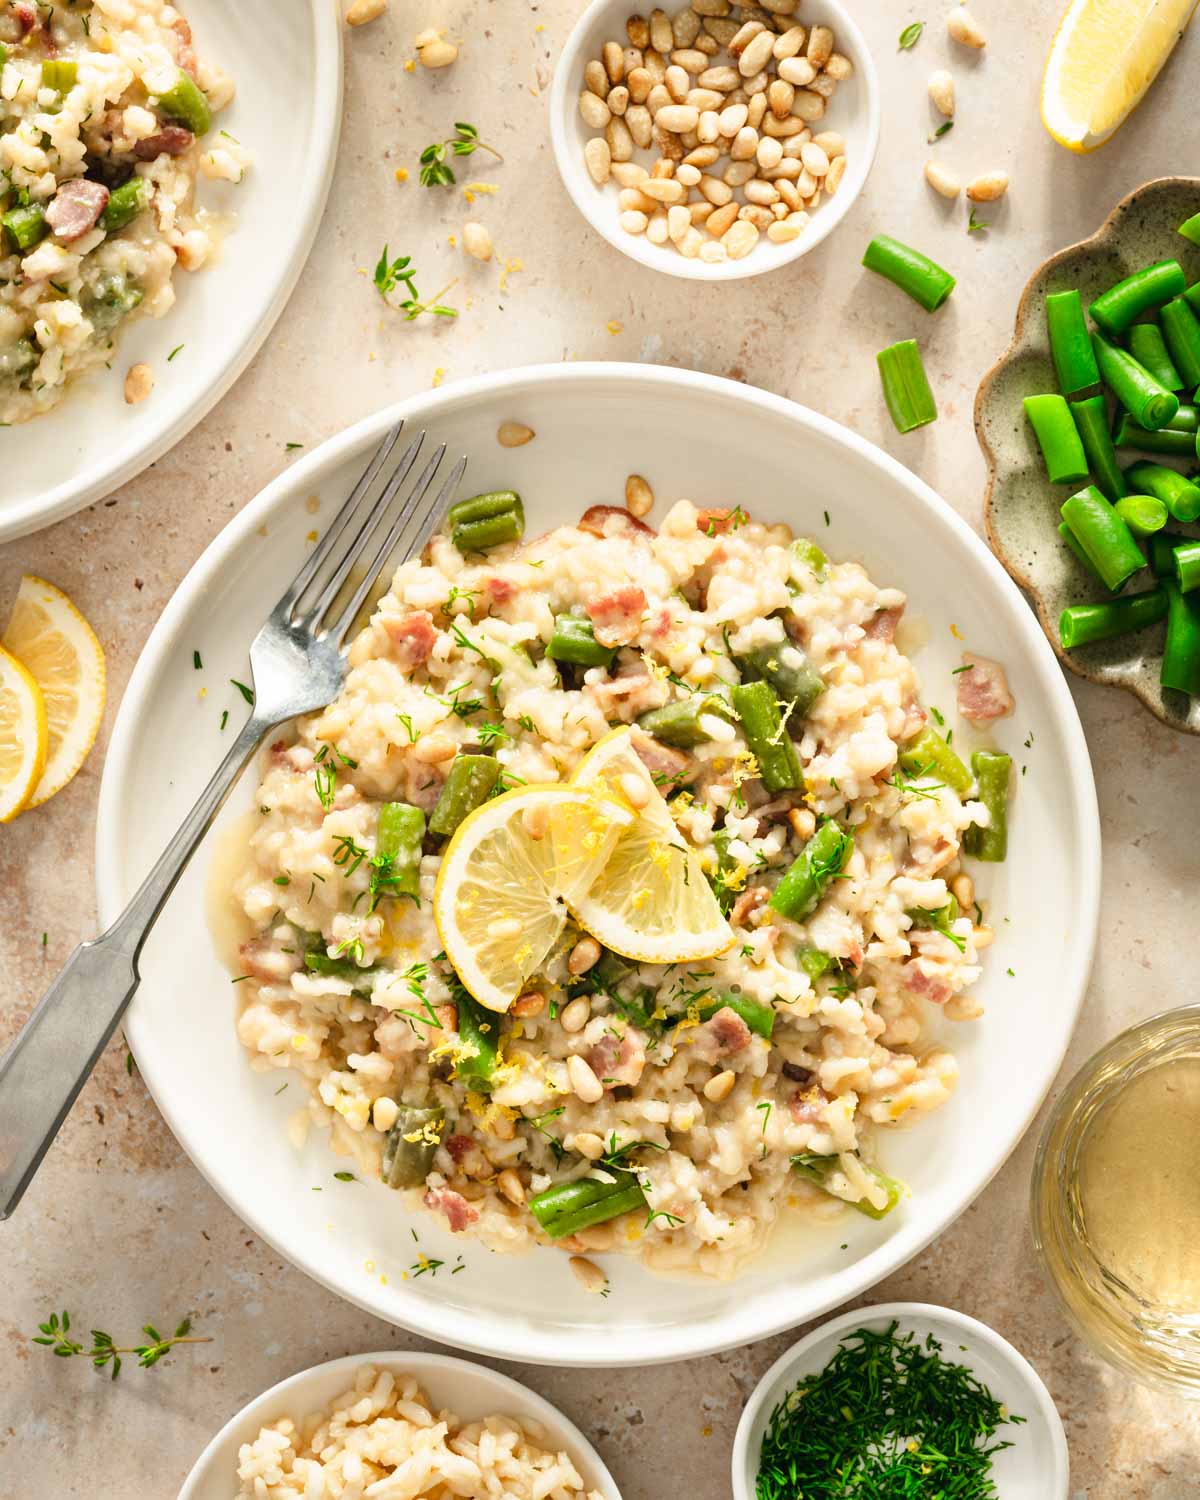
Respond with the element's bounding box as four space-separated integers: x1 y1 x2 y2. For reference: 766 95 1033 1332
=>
228 492 1015 1280
0 0 246 423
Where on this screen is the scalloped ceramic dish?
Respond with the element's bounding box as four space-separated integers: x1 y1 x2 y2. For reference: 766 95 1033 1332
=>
976 177 1200 735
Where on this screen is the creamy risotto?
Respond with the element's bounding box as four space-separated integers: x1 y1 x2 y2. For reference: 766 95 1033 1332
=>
0 0 247 423
228 496 1010 1280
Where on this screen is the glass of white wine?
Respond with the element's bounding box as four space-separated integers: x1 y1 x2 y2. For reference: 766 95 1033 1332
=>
1031 1004 1200 1395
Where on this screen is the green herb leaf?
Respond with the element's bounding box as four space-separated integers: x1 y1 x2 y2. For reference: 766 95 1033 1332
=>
898 20 924 48
968 207 990 233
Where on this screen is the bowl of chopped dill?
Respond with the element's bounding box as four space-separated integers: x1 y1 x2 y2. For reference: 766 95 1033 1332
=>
732 1301 1069 1500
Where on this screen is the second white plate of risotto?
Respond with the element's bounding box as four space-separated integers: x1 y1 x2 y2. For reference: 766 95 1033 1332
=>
96 364 1100 1366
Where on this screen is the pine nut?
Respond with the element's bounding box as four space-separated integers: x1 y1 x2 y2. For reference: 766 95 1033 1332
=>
704 1068 736 1101
697 109 720 143
679 225 705 257
677 161 702 185
760 0 798 14
689 199 714 225
738 28 775 77
728 19 765 56
628 13 651 48
924 159 960 198
561 996 591 1032
926 68 955 119
698 64 739 90
462 221 493 261
511 990 546 1017
493 1167 525 1206
585 59 609 97
825 155 846 193
372 1095 399 1131
762 111 808 136
693 30 720 55
718 101 749 135
625 475 654 517
619 208 649 234
781 130 811 157
973 925 994 949
606 117 634 160
611 160 648 186
671 47 709 72
579 90 612 128
724 158 756 186
624 45 643 75
951 873 975 910
568 936 602 976
649 6 673 50
683 143 721 166
704 16 738 45
730 124 759 159
626 103 653 147
698 239 727 263
627 65 653 101
966 171 1009 202
417 35 457 68
618 186 656 212
800 141 829 176
584 136 612 185
687 87 724 109
808 73 838 99
642 177 686 204
825 52 853 80
645 81 671 114
574 1131 606 1160
744 177 779 204
767 219 801 243
567 1054 604 1103
756 135 783 169
947 5 986 47
668 204 691 242
646 209 670 244
643 46 667 81
791 88 825 121
690 0 731 15
666 62 690 100
742 69 769 95
739 203 773 231
706 201 738 237
813 130 845 157
655 102 699 131
346 0 386 25
773 24 806 58
435 1002 458 1033
723 218 759 258
699 172 732 204
673 7 701 46
794 165 816 193
777 55 815 86
607 83 630 115
746 92 768 128
806 23 833 65
569 1255 609 1294
124 362 153 404
603 39 626 81
497 420 534 448
776 178 802 209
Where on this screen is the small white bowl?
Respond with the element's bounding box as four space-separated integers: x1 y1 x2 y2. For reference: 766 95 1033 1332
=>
732 1303 1069 1500
178 1350 621 1500
549 0 879 282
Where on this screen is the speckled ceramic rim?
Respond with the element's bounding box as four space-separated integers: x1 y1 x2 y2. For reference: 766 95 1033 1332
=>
548 0 880 282
97 363 1101 1367
0 0 344 543
729 1301 1070 1499
973 175 1200 736
176 1350 622 1500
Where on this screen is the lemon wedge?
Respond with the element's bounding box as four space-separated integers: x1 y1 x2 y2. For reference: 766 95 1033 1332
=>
433 784 633 1013
0 644 48 823
1041 0 1199 152
569 727 734 965
1 575 106 808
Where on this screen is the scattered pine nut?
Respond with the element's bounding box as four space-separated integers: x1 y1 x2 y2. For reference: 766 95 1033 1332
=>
497 1168 526 1206
966 170 1008 202
574 1131 606 1160
924 160 961 198
462 221 493 261
947 5 986 48
511 990 546 1017
569 1255 609 1294
567 1053 604 1103
567 936 602 976
124 362 153 404
928 68 955 117
415 29 458 67
625 473 654 517
497 420 534 447
560 996 592 1032
345 0 386 24
704 1069 736 1102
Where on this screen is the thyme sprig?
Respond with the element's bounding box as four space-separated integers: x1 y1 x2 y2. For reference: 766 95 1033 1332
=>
418 122 503 188
372 247 458 320
31 1311 209 1380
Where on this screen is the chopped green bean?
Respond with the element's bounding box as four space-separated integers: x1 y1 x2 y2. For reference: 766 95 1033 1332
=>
730 679 804 794
963 750 1011 862
897 727 972 795
1129 323 1184 391
862 235 956 311
154 68 212 135
1162 579 1200 695
791 1152 904 1219
1179 212 1200 247
1045 289 1101 397
876 339 938 432
1112 405 1198 457
428 753 501 838
1186 280 1200 317
100 176 150 233
41 59 77 92
0 337 38 387
1113 494 1169 536
735 639 824 720
1 203 47 253
1174 539 1200 593
375 801 425 899
1089 259 1187 335
1150 530 1188 578
1023 393 1088 483
768 820 853 923
382 1104 445 1188
447 491 524 553
545 614 615 668
636 695 731 748
452 983 500 1090
528 1169 645 1239
791 537 828 579
1070 394 1128 500
1059 520 1102 579
798 947 833 981
1125 461 1200 523
697 993 775 1039
1060 485 1147 592
1059 588 1168 649
1092 330 1179 431
1160 296 1200 391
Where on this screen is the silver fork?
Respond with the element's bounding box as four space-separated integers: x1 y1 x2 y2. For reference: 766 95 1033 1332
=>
0 420 466 1219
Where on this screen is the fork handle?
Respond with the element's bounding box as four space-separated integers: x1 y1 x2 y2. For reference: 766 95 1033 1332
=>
0 714 269 1219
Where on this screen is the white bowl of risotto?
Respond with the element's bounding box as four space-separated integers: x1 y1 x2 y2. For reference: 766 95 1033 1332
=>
549 0 879 281
178 1352 620 1500
96 363 1099 1366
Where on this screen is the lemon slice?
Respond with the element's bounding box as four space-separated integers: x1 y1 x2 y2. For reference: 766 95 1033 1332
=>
434 784 633 1013
1041 0 1199 152
0 645 48 823
1 576 106 808
569 727 734 964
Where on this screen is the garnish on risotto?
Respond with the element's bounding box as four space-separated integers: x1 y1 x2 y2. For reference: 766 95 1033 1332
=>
226 494 1009 1278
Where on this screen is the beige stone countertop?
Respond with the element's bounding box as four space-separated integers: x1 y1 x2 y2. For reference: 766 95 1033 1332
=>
4 1 1200 1495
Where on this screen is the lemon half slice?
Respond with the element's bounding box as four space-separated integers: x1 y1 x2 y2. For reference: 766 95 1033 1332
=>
570 727 734 964
2 575 106 808
433 784 632 1013
0 645 48 823
1041 0 1199 153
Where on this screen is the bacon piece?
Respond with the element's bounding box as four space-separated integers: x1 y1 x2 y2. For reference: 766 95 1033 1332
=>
904 958 953 1006
631 727 690 783
423 1186 479 1233
484 575 516 604
789 1084 831 1124
863 606 903 643
899 698 927 741
704 1006 752 1056
955 652 1014 724
902 836 956 877
173 16 199 77
586 585 646 647
730 885 769 926
237 937 301 985
134 125 195 160
444 1134 474 1164
384 610 438 666
578 504 654 541
45 179 109 241
585 1029 647 1089
589 669 659 720
13 3 36 33
694 506 746 535
649 606 672 641
268 739 315 774
404 757 445 811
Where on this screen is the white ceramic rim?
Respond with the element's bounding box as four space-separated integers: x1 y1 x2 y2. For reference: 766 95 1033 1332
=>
730 1301 1071 1500
176 1349 622 1500
0 0 343 543
547 0 881 282
96 362 1101 1367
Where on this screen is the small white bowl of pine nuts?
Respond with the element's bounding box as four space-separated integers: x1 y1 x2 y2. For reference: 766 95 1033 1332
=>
550 0 879 280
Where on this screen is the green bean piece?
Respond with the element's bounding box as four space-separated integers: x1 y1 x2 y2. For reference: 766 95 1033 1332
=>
735 639 825 720
452 984 500 1090
1112 408 1198 457
1092 330 1179 431
545 613 615 669
798 947 833 981
1129 323 1184 391
1070 395 1128 500
154 68 213 135
41 59 77 92
1059 588 1168 649
697 993 776 1039
1059 485 1147 592
636 694 731 748
427 753 501 838
1045 289 1101 397
897 727 973 796
1174 540 1200 594
1023 394 1089 483
862 234 956 311
768 819 853 923
906 896 960 940
1114 494 1169 537
381 1104 445 1188
1160 297 1200 391
1186 280 1200 317
304 945 378 994
792 537 828 579
729 679 804 794
1059 521 1103 579
1125 461 1200 523
791 1152 904 1219
85 273 144 337
528 1169 646 1239
876 339 938 432
447 490 524 552
100 177 150 233
1 203 47 253
1150 531 1187 578
448 489 522 528
374 800 425 899
1090 259 1187 335
0 43 8 68
962 750 1011 863
1162 580 1200 694
1179 212 1200 247
0 337 38 387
